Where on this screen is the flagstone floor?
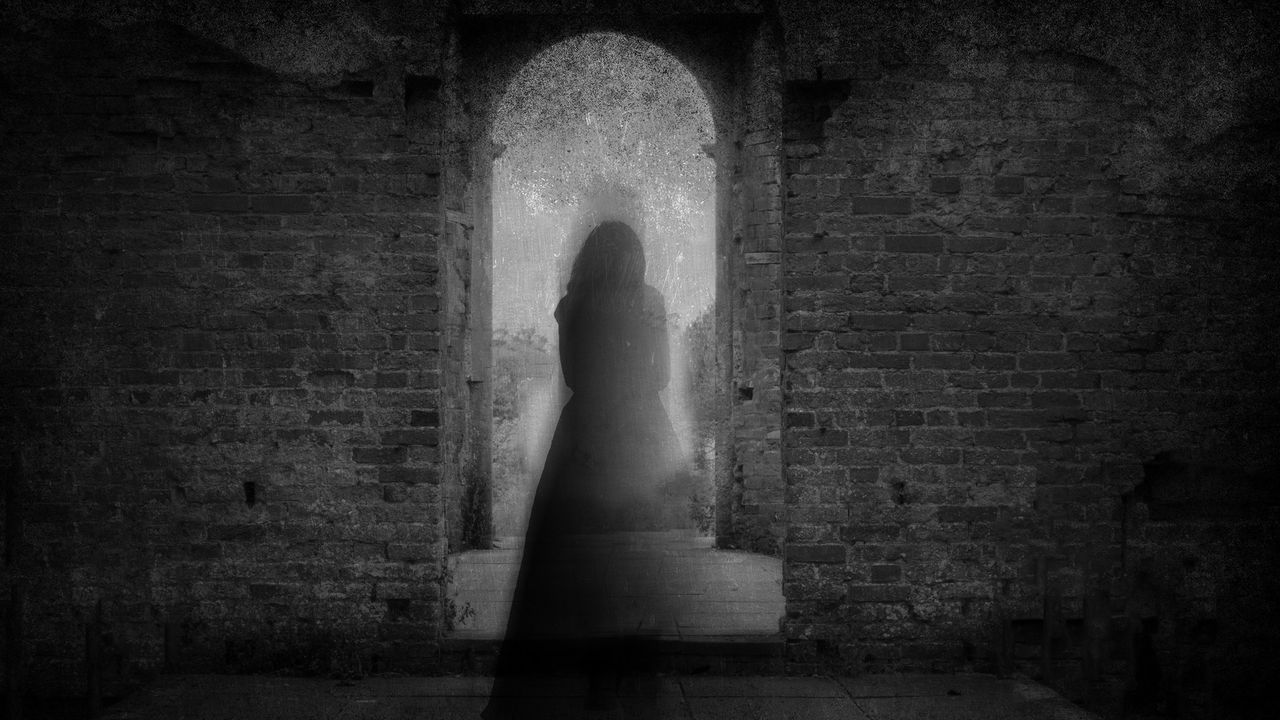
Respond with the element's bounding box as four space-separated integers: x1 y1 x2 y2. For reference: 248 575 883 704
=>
446 531 784 640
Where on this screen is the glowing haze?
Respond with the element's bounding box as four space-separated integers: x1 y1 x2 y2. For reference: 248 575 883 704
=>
489 33 717 536
492 32 716 339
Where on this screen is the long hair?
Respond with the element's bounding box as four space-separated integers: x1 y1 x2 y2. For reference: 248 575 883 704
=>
565 221 646 301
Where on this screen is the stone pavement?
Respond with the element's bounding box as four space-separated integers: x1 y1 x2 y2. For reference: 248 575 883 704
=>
102 673 1100 719
447 532 785 640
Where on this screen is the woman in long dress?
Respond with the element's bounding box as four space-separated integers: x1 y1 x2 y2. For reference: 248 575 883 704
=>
484 220 683 719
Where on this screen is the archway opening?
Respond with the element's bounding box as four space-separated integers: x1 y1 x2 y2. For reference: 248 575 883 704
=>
488 33 717 541
446 29 784 645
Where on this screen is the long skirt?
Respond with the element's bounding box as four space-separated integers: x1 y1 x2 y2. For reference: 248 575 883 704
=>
482 390 685 719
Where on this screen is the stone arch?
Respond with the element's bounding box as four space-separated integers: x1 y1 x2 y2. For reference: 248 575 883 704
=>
440 9 786 557
486 31 717 538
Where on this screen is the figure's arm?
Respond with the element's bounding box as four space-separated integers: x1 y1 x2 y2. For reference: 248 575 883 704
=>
655 322 670 390
649 290 670 390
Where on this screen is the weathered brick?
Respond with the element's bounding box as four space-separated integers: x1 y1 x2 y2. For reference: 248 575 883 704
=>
787 544 847 564
786 411 816 428
1029 216 1092 235
252 194 312 213
378 467 439 485
308 410 364 425
847 314 911 331
380 429 438 446
930 176 962 194
409 410 440 426
993 175 1025 194
847 584 910 602
187 194 249 212
899 333 930 351
851 196 912 214
884 234 943 253
948 236 1008 253
353 446 407 464
869 564 901 583
937 506 1000 523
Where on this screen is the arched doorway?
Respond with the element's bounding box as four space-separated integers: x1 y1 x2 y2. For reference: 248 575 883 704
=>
441 14 787 659
488 32 717 542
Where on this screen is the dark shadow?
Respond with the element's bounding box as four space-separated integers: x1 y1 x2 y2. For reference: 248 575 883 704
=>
484 221 685 720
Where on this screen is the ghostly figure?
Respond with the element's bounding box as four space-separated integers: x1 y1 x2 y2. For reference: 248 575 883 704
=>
484 221 683 719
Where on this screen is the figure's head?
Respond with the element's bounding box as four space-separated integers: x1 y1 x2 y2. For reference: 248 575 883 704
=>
567 221 645 296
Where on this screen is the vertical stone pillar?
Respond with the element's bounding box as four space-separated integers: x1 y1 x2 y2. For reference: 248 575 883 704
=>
435 25 495 552
720 18 785 555
438 25 495 552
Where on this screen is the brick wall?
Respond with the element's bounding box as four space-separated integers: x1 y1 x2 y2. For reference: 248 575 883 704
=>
780 42 1156 670
778 3 1280 716
0 19 450 694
